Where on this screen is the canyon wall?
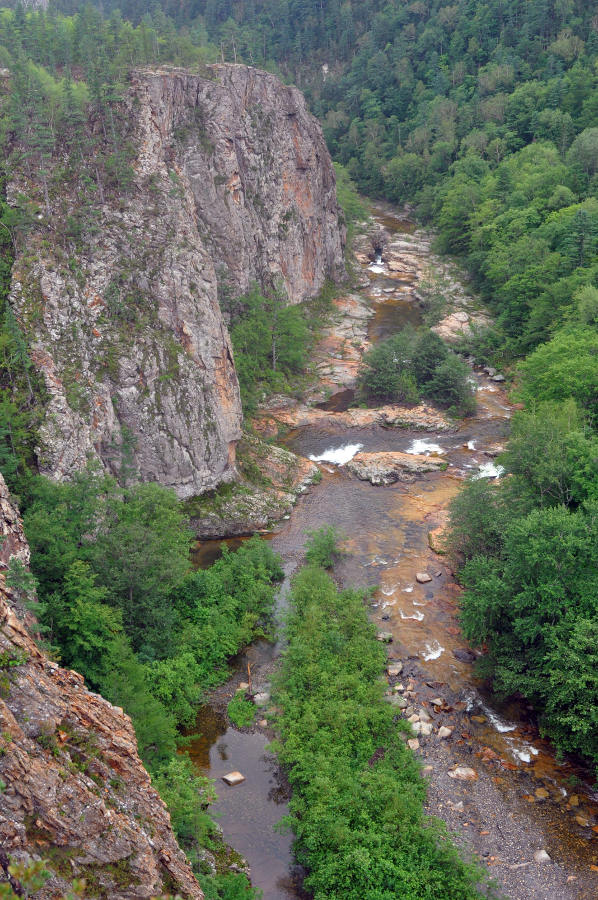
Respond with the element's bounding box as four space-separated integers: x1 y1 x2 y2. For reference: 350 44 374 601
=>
8 64 344 498
0 472 202 899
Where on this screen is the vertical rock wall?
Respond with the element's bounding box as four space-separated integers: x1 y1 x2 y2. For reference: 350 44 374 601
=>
8 64 344 497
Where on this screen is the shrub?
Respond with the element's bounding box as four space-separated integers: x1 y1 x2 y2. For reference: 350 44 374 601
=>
304 525 343 568
273 565 488 900
227 694 256 728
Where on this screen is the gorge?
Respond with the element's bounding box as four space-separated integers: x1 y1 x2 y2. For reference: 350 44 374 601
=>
0 5 597 898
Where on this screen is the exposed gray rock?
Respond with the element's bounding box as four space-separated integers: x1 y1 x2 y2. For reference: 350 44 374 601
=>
448 766 478 781
8 65 344 498
347 451 445 485
376 631 393 642
253 691 270 708
387 662 403 677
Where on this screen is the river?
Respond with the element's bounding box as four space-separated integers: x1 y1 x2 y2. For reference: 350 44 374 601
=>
187 207 598 900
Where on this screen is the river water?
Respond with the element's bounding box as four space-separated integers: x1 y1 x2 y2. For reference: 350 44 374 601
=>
188 208 598 899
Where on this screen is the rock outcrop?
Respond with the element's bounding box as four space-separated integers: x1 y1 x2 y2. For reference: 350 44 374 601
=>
346 450 447 485
189 433 319 538
0 473 202 899
254 396 455 437
8 64 344 498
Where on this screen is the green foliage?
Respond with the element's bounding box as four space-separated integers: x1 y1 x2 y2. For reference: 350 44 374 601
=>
450 399 598 770
0 859 50 899
0 198 46 497
153 755 216 861
200 873 260 900
459 502 598 768
229 284 311 413
24 470 191 661
227 694 256 728
423 354 476 417
333 162 368 251
304 524 343 569
274 564 488 900
501 400 598 508
517 327 598 424
357 327 475 415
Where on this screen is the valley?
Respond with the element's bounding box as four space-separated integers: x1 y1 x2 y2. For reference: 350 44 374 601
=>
190 206 598 900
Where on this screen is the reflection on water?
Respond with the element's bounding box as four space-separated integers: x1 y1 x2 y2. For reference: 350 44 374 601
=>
191 536 248 569
315 387 355 412
186 706 303 900
191 534 275 569
368 294 422 343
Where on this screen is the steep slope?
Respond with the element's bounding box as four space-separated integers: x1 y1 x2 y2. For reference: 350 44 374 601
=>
8 64 344 498
0 472 202 899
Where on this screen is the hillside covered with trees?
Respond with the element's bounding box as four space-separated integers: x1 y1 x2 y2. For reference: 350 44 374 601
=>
0 1 597 897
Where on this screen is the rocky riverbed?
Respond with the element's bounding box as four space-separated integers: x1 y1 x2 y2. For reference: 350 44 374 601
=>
189 205 598 900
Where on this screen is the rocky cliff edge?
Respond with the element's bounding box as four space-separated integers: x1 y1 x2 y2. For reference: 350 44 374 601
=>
8 64 344 498
0 473 202 899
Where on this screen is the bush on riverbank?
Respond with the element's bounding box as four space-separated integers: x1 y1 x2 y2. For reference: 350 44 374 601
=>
273 562 489 900
449 400 598 771
358 327 476 416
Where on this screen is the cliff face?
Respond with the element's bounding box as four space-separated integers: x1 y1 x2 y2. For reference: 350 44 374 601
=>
8 64 344 498
132 65 345 304
0 473 202 899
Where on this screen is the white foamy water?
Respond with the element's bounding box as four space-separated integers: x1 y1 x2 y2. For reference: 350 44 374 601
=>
309 443 363 466
467 440 476 450
364 555 389 568
464 692 518 734
421 640 444 661
481 704 516 733
368 263 385 274
381 584 400 596
400 609 424 621
403 585 414 593
406 439 445 456
510 742 539 764
473 461 505 479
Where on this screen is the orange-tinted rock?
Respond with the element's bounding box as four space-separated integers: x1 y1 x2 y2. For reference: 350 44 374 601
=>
0 474 202 899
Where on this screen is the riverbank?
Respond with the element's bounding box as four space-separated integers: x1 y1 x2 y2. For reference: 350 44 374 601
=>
188 204 598 900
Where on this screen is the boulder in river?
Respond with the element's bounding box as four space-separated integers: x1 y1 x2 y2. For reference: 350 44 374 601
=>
223 771 246 786
346 451 446 485
377 631 393 642
453 648 476 663
416 572 433 584
448 766 478 781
